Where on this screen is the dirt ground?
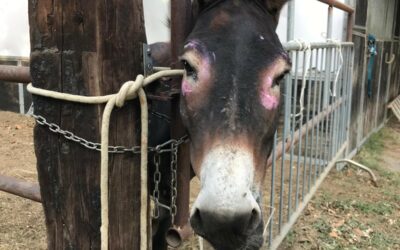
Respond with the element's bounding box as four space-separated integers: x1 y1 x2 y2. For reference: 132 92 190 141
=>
279 118 400 250
0 111 46 250
0 110 399 249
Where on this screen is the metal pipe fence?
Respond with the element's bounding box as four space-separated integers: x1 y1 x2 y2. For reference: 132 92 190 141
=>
0 56 30 114
265 41 354 249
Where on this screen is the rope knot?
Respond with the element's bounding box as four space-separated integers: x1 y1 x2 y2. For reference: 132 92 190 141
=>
115 74 145 108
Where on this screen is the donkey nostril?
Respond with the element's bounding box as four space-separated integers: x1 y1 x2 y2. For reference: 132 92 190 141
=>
248 208 261 231
190 208 204 235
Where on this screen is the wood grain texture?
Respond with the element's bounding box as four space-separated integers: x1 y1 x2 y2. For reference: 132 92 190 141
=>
29 0 146 248
170 0 193 228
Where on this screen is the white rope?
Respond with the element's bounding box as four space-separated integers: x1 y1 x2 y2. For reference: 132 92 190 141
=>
262 206 275 242
327 39 343 97
289 39 312 118
27 69 184 250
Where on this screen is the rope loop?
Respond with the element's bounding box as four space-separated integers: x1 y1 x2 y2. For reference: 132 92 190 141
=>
115 75 145 108
292 39 311 52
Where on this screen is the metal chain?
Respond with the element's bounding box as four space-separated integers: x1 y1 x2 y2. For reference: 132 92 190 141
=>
152 151 162 219
31 114 188 154
170 142 179 224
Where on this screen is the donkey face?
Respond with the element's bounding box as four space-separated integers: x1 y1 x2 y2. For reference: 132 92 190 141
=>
180 0 290 249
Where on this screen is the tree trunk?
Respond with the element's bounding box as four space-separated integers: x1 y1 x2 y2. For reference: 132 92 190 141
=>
28 0 146 249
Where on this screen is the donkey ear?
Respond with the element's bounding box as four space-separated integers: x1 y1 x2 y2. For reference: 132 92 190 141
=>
264 0 289 23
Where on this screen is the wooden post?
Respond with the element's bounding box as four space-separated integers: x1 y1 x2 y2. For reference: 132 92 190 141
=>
170 0 193 228
28 0 146 249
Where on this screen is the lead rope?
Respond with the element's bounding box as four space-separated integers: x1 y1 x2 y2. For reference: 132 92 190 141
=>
289 39 312 118
262 206 275 243
326 38 343 97
27 69 184 250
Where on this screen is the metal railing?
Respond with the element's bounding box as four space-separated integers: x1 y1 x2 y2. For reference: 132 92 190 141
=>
0 56 30 114
266 41 354 249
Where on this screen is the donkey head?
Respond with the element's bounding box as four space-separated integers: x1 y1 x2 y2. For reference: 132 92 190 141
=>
180 0 290 249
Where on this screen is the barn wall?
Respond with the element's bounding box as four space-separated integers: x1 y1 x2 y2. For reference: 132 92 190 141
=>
389 41 400 101
361 42 383 138
347 0 400 155
349 35 365 152
394 0 400 38
366 0 396 40
354 0 367 27
376 41 392 125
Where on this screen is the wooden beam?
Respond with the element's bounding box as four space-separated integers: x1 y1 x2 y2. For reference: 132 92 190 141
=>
28 0 146 249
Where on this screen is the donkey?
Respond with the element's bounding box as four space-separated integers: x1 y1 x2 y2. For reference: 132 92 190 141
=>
179 0 291 249
149 0 290 249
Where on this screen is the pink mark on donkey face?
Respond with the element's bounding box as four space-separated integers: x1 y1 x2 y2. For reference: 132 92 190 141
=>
182 79 193 96
260 76 279 110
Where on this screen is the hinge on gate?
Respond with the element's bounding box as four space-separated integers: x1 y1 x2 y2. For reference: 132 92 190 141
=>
143 43 154 77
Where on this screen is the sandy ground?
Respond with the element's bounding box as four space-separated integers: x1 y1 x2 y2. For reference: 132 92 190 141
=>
0 110 399 249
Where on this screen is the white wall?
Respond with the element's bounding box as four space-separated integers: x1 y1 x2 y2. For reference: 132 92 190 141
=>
0 1 30 57
278 0 346 42
143 0 170 43
0 0 348 58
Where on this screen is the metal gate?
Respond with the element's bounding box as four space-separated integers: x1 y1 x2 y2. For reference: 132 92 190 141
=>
265 41 354 249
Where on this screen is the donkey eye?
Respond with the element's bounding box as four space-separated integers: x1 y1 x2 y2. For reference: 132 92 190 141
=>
275 72 288 86
182 60 198 81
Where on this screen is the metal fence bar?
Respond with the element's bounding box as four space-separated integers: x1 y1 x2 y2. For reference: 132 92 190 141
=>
287 51 300 220
346 46 354 154
340 46 349 153
315 48 325 179
301 59 311 200
322 47 333 169
16 60 25 114
308 48 320 194
268 132 278 247
278 66 292 232
332 47 341 157
296 49 312 208
328 48 338 160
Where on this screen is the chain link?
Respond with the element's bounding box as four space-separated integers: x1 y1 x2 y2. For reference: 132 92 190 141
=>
32 113 188 221
170 142 178 224
152 151 162 219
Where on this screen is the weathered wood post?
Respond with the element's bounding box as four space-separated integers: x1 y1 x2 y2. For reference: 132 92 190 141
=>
29 0 147 249
170 0 193 230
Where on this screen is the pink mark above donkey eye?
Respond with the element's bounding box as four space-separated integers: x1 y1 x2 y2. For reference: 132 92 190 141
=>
260 76 279 110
